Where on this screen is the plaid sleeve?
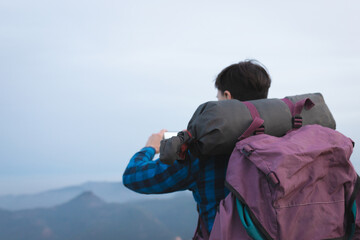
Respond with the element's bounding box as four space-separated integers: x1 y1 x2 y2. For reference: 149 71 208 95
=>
122 147 198 194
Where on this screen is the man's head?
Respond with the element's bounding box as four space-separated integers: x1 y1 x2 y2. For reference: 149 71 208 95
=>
215 60 271 101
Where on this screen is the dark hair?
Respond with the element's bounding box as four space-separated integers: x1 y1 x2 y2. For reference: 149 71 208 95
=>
215 60 271 101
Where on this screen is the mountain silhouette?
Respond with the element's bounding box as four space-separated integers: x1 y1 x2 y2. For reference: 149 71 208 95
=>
58 191 105 209
0 191 197 240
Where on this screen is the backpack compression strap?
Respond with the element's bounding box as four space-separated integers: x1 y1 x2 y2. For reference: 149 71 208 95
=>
240 98 315 140
239 102 265 140
282 98 315 129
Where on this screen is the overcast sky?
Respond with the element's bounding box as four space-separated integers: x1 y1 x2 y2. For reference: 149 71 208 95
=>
0 0 359 195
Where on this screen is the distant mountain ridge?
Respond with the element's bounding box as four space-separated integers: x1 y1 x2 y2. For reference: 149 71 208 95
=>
0 181 190 210
59 191 106 209
0 191 197 240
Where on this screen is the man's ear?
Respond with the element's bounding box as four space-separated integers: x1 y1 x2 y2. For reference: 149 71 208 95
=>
223 90 233 99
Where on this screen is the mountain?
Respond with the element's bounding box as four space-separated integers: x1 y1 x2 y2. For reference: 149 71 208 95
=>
0 191 197 240
0 181 190 210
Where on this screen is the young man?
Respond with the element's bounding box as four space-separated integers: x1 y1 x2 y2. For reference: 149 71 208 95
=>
123 60 271 236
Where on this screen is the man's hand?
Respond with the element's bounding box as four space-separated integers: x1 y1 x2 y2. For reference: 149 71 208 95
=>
145 129 167 154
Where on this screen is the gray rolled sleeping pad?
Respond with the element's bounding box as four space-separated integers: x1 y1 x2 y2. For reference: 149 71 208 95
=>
159 93 336 165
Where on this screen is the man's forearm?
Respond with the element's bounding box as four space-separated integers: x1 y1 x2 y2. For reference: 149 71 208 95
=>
122 147 193 194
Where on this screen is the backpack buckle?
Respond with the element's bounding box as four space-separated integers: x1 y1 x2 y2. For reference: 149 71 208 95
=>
292 115 303 129
266 171 280 186
241 145 254 157
254 125 265 135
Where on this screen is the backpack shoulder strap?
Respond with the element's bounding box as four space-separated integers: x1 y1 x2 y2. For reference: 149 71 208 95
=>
193 206 210 240
236 199 266 240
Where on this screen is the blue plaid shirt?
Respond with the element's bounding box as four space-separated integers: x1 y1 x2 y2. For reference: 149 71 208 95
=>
123 147 230 233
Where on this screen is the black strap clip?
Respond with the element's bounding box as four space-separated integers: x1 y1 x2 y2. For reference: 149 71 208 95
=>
254 125 265 135
292 115 303 129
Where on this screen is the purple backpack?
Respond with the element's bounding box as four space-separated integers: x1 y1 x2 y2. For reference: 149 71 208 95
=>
209 99 360 240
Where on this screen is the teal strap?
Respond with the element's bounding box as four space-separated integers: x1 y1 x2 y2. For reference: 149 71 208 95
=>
349 200 357 240
236 199 265 240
